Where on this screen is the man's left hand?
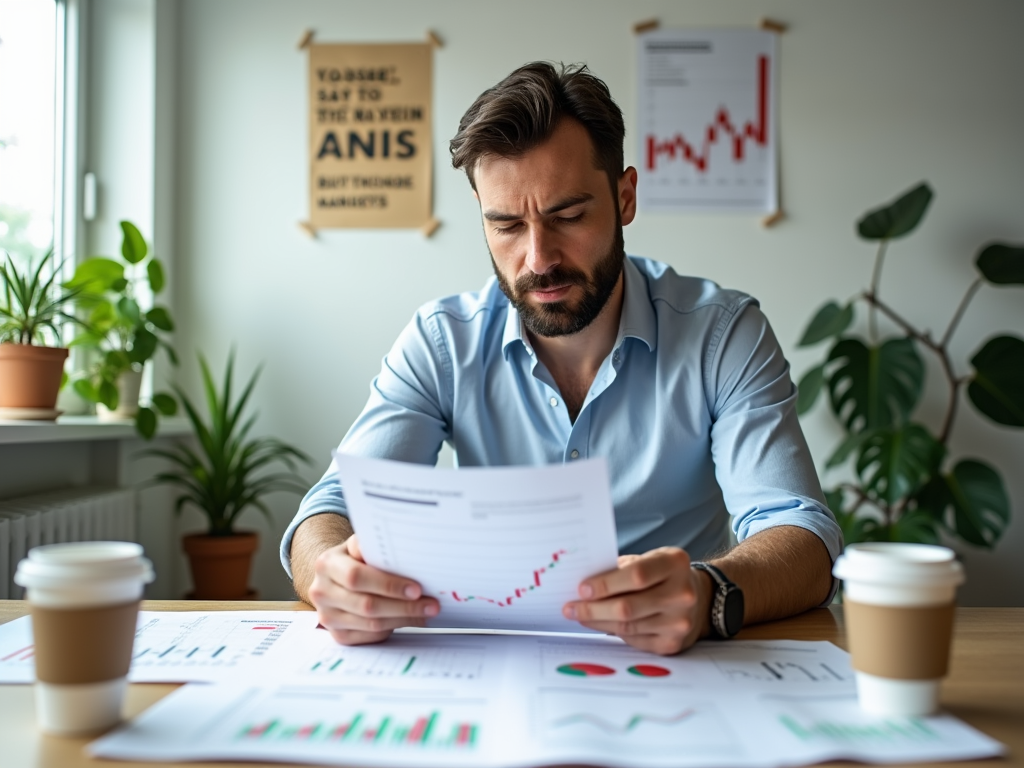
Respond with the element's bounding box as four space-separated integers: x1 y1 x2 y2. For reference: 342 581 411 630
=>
563 548 711 655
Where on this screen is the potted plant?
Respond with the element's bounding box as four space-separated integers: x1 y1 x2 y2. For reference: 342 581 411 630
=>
145 352 311 599
67 220 178 437
0 251 83 419
796 181 1024 550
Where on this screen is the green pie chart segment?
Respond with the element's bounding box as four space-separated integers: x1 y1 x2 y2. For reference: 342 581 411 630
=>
627 664 671 677
556 663 616 677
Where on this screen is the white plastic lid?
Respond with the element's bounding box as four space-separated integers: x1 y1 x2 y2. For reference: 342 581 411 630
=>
832 542 964 588
15 542 154 590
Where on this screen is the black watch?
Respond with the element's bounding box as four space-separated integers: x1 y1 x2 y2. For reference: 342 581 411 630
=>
692 562 744 639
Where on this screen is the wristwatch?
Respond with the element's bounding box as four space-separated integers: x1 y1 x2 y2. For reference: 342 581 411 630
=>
692 562 744 639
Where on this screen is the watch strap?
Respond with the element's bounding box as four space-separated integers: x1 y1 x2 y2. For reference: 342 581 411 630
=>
692 561 743 639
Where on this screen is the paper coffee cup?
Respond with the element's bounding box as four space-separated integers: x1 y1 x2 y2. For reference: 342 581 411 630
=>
14 541 154 735
832 543 964 717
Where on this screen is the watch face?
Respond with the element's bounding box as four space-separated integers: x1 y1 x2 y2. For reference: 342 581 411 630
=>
724 589 745 637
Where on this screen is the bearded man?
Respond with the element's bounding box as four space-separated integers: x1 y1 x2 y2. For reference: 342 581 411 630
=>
282 62 841 655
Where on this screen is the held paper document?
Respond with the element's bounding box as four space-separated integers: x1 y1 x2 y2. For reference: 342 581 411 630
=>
88 633 1005 768
332 453 620 632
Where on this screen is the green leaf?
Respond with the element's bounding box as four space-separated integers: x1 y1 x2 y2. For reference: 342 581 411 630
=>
889 509 940 545
796 364 825 415
117 296 141 325
128 327 158 364
947 460 1011 548
854 423 945 506
136 406 158 439
120 221 148 264
67 258 124 290
73 378 99 403
798 301 854 347
968 335 1024 426
827 337 924 433
857 182 934 240
152 392 177 416
826 429 874 469
146 306 174 331
98 379 119 410
111 277 129 292
147 258 166 294
975 242 1024 285
835 508 884 546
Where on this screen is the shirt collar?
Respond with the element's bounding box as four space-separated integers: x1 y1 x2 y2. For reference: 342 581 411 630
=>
500 255 657 360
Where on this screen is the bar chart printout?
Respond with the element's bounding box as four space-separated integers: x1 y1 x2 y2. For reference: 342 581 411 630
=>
637 28 778 213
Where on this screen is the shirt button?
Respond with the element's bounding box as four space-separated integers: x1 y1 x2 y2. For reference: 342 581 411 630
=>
570 449 580 459
549 397 558 407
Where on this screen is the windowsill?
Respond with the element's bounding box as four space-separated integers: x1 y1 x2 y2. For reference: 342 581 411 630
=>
0 415 193 445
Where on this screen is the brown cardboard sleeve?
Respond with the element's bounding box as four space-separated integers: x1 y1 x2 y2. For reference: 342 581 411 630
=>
844 600 955 680
30 601 140 685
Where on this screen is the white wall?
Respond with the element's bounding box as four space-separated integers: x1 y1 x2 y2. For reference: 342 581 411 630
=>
166 0 1024 603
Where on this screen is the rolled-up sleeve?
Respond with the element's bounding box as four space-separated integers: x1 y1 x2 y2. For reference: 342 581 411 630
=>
707 302 843 603
279 309 453 577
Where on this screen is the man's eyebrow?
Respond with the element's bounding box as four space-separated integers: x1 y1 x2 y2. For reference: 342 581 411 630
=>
482 193 595 222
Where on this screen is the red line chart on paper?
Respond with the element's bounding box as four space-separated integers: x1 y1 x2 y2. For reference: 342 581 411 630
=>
440 550 569 607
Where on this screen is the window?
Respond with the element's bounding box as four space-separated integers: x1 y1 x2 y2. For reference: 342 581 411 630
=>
0 0 60 269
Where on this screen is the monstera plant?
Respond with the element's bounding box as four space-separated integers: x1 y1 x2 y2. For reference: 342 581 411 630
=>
797 182 1023 549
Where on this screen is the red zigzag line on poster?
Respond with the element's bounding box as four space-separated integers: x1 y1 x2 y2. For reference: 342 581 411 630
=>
645 55 768 173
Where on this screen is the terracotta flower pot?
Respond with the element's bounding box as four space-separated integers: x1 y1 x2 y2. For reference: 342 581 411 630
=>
0 344 69 409
182 531 258 600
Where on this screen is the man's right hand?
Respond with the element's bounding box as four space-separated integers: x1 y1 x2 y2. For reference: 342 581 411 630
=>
306 534 441 646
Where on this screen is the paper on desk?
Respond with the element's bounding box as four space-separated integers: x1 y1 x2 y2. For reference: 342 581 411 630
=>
0 610 317 683
333 453 620 632
87 635 1005 768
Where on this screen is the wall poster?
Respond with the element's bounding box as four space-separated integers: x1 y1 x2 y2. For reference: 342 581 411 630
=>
307 42 433 230
637 28 778 214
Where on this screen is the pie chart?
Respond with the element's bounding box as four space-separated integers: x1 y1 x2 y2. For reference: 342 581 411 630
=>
627 664 671 677
556 663 616 677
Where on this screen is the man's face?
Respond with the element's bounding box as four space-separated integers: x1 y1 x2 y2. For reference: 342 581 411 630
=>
473 119 637 338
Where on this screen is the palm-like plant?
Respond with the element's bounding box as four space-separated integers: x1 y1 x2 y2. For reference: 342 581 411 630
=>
0 251 82 345
145 352 311 536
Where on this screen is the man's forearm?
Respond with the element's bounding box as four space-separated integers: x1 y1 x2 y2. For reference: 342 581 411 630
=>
290 513 354 604
708 525 833 626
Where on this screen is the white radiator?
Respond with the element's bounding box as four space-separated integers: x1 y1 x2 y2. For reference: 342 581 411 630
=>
0 487 137 599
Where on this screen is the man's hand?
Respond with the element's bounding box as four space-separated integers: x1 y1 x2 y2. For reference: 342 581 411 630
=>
562 547 712 655
307 534 440 646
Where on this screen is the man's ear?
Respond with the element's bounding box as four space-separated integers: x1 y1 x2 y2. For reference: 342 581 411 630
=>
619 167 638 226
473 189 479 201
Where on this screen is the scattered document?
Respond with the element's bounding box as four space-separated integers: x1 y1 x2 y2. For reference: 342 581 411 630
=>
88 635 1004 767
332 454 620 632
0 610 315 683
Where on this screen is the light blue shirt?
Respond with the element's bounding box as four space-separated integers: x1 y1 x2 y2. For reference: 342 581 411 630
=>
281 256 842 589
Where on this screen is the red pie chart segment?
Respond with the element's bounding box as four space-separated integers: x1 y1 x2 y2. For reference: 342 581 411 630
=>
557 663 616 677
627 664 671 677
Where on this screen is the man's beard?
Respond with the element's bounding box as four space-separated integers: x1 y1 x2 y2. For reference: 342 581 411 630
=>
492 225 625 338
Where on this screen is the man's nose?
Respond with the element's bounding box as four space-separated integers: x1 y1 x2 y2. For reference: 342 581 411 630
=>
524 225 560 275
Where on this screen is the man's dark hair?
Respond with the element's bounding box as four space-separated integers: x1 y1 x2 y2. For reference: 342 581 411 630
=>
450 62 625 194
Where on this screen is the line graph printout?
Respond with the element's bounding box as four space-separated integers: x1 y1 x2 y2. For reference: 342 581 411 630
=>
0 611 314 683
333 453 619 631
88 634 1004 768
637 28 778 213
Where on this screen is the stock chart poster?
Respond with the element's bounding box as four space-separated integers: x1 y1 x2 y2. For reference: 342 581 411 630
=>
637 28 778 214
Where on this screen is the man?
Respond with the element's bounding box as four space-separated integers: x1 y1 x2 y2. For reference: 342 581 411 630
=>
282 62 841 656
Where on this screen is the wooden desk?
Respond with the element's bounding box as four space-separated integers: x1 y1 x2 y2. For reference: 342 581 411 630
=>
0 601 1019 768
